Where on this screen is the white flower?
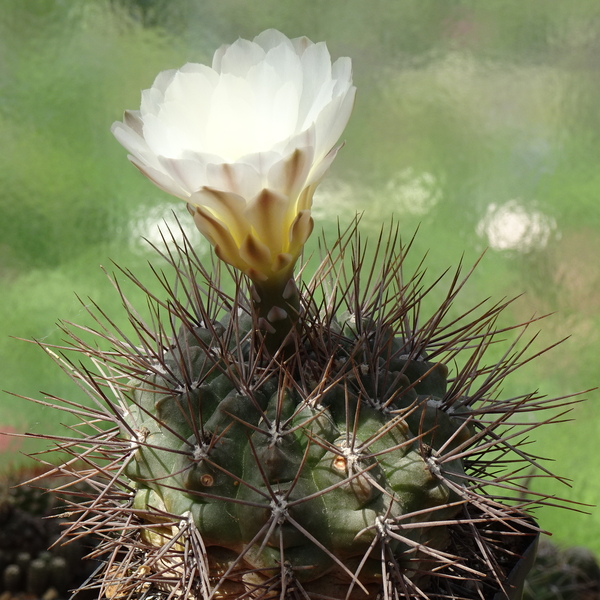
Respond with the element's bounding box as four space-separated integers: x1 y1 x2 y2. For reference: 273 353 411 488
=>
112 29 355 282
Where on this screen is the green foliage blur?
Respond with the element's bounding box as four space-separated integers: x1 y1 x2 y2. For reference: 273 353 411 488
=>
2 0 600 553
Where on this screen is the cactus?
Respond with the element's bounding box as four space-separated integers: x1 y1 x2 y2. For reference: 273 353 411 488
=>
123 306 467 597
0 468 97 597
17 29 582 600
524 539 600 600
21 221 580 600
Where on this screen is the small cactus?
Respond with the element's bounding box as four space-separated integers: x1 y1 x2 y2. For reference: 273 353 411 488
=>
0 469 98 598
524 539 600 600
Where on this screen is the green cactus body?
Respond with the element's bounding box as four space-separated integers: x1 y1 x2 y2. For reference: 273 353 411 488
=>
122 313 470 597
29 224 567 600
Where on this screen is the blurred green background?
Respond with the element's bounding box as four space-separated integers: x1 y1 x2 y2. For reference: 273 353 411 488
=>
1 0 600 553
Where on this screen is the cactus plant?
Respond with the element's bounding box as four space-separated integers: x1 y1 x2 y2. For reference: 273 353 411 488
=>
523 538 600 600
0 468 97 597
20 220 580 600
18 29 582 600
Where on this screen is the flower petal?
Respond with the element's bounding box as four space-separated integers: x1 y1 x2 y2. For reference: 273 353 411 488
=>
305 144 341 188
296 182 318 213
267 147 314 199
190 205 247 271
244 189 290 255
253 29 295 53
157 68 219 152
291 35 311 56
142 113 189 159
237 150 282 179
272 253 294 273
219 38 266 77
289 210 314 256
204 74 258 160
188 187 249 244
332 56 353 96
112 120 156 165
123 110 143 136
298 42 334 128
206 161 262 199
239 234 272 273
128 156 187 199
158 156 210 195
141 69 176 115
312 87 356 162
212 42 228 72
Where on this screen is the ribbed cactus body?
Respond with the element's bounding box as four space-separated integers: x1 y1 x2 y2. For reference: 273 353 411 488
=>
122 314 470 595
29 224 566 600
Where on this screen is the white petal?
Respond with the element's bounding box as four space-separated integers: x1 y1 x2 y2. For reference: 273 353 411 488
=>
305 144 340 188
331 56 353 96
158 156 209 194
280 126 317 158
157 70 218 152
205 74 257 160
111 121 146 157
253 29 295 53
264 41 303 93
211 43 230 72
246 71 298 153
301 41 332 83
128 156 187 199
219 38 266 77
181 149 224 165
140 87 163 117
311 86 356 161
267 147 314 199
269 81 300 144
179 61 220 80
142 113 188 158
123 110 143 136
291 35 312 56
206 162 262 199
238 150 282 182
112 121 164 172
298 79 336 132
151 68 178 93
297 42 334 127
141 70 175 115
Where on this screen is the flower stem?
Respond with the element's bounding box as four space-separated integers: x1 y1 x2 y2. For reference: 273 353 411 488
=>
251 273 300 357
